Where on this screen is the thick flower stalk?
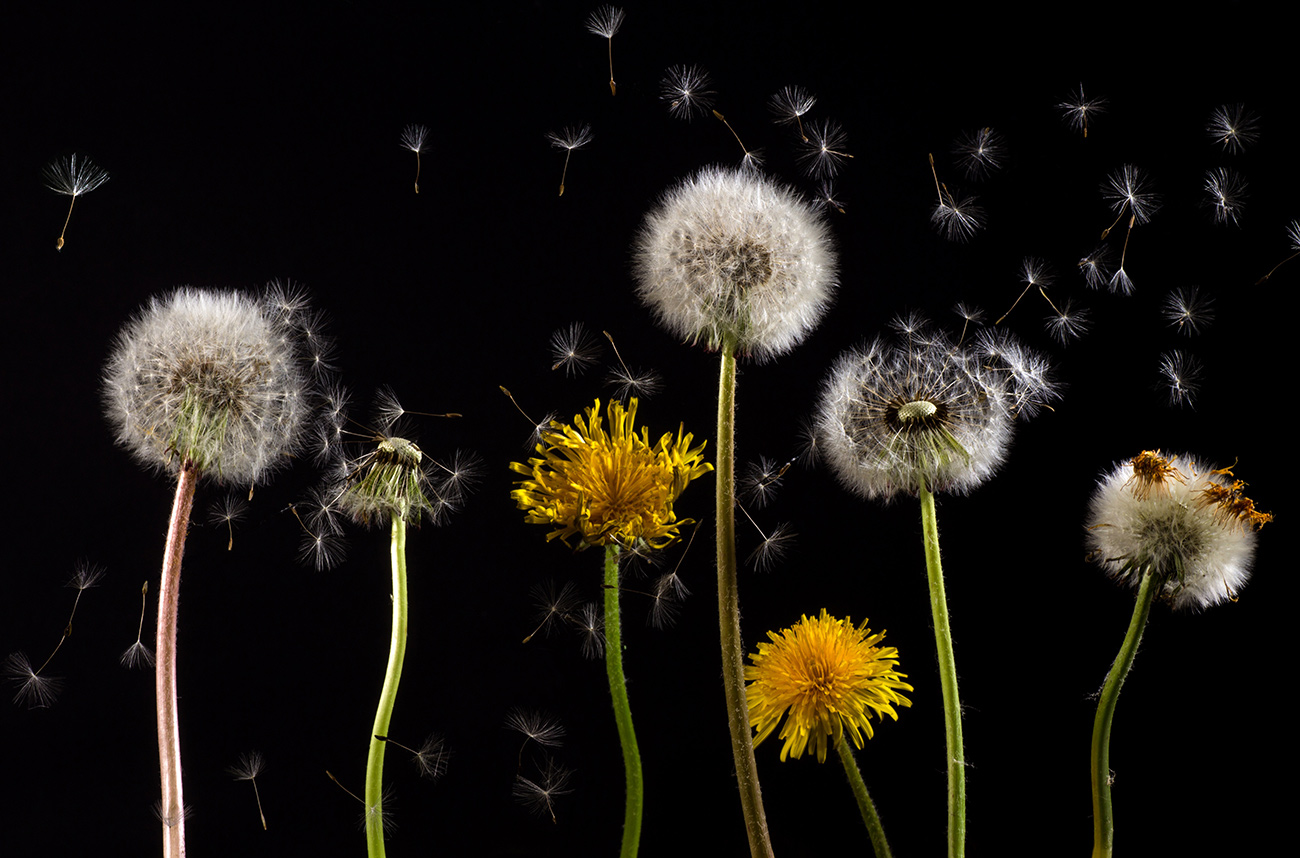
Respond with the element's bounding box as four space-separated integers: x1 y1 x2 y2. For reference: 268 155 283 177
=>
634 167 837 858
816 318 1056 858
511 398 711 858
1085 451 1269 858
746 609 912 857
323 416 465 858
103 286 316 858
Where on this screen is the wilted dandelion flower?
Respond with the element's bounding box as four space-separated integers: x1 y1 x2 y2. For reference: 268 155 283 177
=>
1086 451 1270 611
103 288 313 486
816 321 1056 501
43 152 110 249
509 398 712 550
745 609 912 763
633 166 838 360
1206 104 1260 154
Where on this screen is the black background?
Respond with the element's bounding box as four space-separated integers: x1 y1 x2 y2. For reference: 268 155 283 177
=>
2 3 1288 855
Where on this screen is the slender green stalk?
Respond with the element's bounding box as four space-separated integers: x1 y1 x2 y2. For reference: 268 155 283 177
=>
156 460 198 858
603 544 643 857
364 515 410 858
836 733 893 858
918 484 964 858
1091 566 1156 858
716 338 774 858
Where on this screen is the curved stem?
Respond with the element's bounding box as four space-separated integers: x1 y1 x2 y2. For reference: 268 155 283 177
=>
919 484 964 858
603 544 643 857
1091 566 1156 858
365 515 409 858
836 733 893 858
157 462 199 858
716 339 774 858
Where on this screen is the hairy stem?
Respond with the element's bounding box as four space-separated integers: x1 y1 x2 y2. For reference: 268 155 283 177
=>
919 484 965 858
365 515 410 858
836 732 893 858
157 462 199 858
1091 566 1155 858
716 339 774 858
603 544 643 857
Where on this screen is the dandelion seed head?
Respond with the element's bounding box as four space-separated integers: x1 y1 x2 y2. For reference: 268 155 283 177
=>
633 166 838 361
103 287 317 486
817 323 1056 501
745 609 913 763
1086 452 1269 610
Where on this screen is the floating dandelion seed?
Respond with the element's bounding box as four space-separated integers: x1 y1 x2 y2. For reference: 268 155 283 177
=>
399 124 428 194
549 322 600 376
1102 164 1159 234
707 108 763 172
660 64 715 121
928 154 985 242
1256 219 1300 284
208 494 248 551
996 256 1056 325
816 180 846 214
769 85 816 140
43 153 109 250
737 504 795 572
1077 246 1113 290
1044 298 1091 345
229 751 268 830
952 302 985 345
375 733 450 781
954 126 1005 180
1207 104 1260 154
522 580 581 643
505 708 567 770
1059 83 1106 137
585 6 624 95
602 331 663 401
546 124 592 197
513 756 575 824
740 456 794 509
1161 286 1215 336
121 580 156 669
798 118 853 179
499 386 558 450
1204 167 1247 226
576 603 605 659
1159 351 1203 408
746 610 913 763
5 562 104 708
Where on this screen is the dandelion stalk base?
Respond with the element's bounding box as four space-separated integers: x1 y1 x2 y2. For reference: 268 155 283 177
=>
365 515 410 858
836 733 893 858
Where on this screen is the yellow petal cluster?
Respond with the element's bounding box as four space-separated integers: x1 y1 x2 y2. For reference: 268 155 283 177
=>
745 609 913 763
509 398 712 550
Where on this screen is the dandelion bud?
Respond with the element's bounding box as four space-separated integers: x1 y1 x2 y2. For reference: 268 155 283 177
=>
633 167 838 360
103 287 314 485
1086 452 1270 611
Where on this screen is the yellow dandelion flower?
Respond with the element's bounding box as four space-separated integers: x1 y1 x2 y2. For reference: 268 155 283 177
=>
746 609 913 763
509 398 712 550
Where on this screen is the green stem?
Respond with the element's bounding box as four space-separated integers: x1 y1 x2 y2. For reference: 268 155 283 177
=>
157 461 199 858
603 544 643 858
1091 566 1156 858
365 515 409 858
836 733 893 858
716 340 774 858
919 484 964 858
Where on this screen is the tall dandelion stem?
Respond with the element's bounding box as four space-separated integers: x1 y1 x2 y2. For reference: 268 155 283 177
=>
836 733 893 858
157 461 198 858
716 339 774 858
1090 565 1156 858
365 515 409 858
603 544 643 857
919 484 965 858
